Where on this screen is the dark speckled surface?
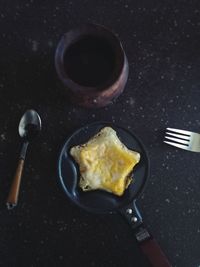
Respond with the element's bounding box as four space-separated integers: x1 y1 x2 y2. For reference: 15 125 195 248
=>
0 1 200 266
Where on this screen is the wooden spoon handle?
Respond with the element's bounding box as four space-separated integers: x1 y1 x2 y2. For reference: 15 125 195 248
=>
6 159 24 209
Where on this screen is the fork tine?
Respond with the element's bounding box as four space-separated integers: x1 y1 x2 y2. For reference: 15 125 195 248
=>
166 127 191 136
164 136 189 145
165 132 189 141
164 141 189 150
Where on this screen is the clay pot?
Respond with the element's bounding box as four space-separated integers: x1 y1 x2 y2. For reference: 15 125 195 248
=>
55 23 129 108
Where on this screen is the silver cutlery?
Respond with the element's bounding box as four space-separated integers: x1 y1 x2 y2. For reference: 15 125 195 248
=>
164 127 200 152
6 110 42 209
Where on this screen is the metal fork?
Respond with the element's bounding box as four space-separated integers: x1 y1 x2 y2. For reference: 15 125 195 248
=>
164 127 200 152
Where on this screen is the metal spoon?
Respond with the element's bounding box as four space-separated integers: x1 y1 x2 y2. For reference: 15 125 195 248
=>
6 109 42 209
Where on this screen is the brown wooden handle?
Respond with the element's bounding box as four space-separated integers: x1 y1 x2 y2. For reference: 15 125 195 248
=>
6 159 24 209
140 237 172 267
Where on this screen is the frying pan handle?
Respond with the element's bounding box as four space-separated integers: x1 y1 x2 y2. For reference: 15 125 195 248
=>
135 224 172 267
120 201 171 267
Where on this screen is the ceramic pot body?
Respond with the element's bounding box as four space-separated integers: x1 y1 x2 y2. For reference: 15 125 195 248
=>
55 23 129 108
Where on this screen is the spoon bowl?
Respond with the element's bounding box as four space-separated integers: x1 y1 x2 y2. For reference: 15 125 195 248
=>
19 109 42 140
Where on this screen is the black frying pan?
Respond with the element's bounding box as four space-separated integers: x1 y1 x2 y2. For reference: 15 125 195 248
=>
58 122 172 267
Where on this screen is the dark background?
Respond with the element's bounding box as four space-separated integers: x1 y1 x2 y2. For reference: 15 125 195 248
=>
0 0 200 266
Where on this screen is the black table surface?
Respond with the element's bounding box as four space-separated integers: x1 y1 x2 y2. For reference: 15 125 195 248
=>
0 1 200 267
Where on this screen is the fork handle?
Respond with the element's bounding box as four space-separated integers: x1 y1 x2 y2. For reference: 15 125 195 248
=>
6 159 25 209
